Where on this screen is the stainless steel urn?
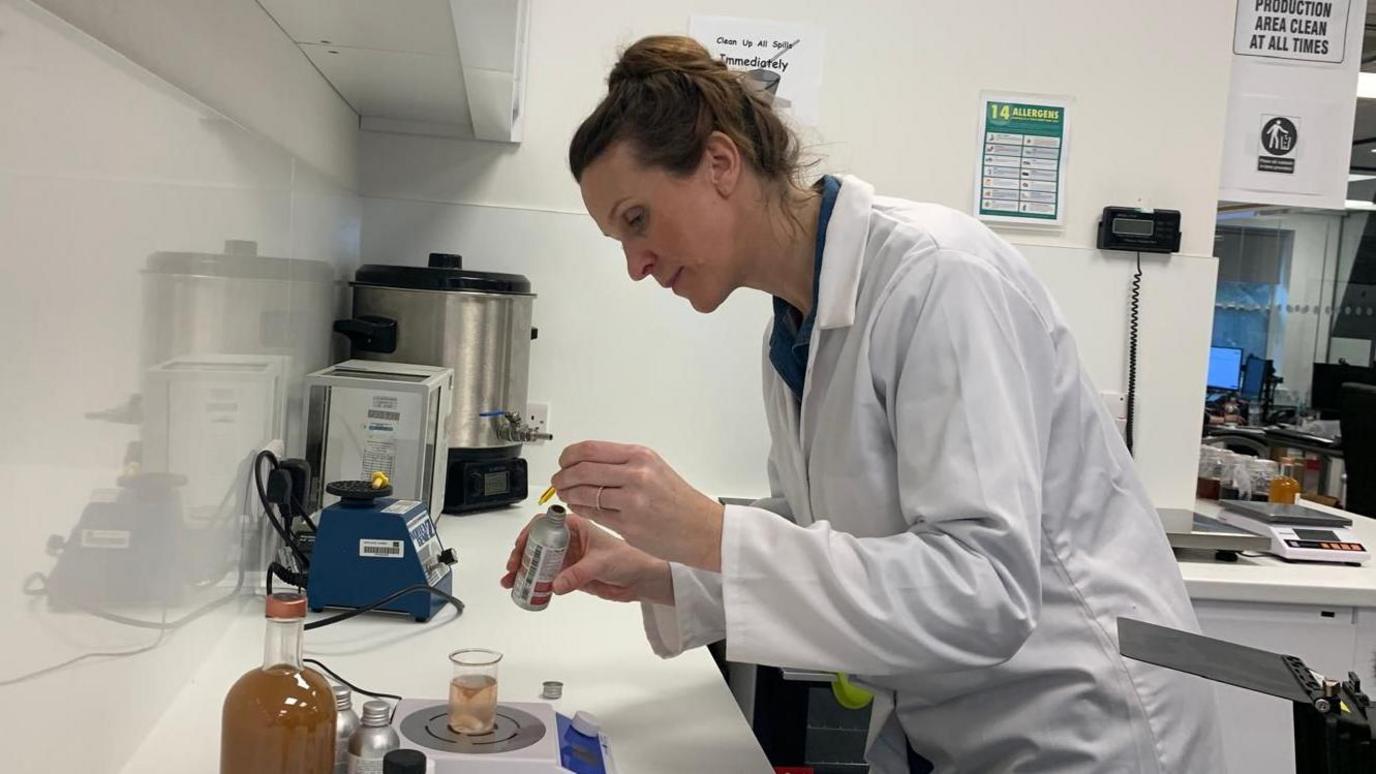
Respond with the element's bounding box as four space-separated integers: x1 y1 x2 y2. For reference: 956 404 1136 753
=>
334 253 540 512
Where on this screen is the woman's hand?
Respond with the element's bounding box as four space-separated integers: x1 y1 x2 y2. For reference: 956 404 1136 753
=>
501 511 674 605
551 441 724 572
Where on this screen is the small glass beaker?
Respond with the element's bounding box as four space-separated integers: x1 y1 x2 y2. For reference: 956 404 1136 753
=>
448 649 502 734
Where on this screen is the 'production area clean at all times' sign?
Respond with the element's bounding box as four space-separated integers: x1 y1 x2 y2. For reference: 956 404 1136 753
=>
1236 0 1349 62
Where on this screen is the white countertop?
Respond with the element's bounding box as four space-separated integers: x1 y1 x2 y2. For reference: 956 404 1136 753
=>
123 493 1376 772
121 505 772 773
1178 499 1376 608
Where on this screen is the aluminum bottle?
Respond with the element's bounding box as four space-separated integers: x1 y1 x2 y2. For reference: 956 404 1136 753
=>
512 505 570 611
346 700 399 774
333 685 360 774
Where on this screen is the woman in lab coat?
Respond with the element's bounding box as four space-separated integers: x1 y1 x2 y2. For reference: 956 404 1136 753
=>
500 36 1224 773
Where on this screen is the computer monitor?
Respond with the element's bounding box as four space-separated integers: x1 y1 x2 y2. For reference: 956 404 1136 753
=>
1310 362 1376 415
1241 355 1269 401
1207 346 1244 391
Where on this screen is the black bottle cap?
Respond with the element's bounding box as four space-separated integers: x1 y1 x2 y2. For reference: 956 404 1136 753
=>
383 749 427 773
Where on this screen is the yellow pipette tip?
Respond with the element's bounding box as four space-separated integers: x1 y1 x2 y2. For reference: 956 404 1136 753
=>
537 485 557 506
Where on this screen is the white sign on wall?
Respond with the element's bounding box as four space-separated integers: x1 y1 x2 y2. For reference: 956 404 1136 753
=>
1233 0 1351 64
1219 0 1366 209
688 15 825 126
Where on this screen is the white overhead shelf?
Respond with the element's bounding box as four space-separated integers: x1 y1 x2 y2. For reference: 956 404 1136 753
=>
258 0 529 143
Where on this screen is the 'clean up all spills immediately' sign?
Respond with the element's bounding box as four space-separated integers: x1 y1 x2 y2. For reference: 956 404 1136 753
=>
1234 0 1350 63
689 15 825 126
973 93 1070 227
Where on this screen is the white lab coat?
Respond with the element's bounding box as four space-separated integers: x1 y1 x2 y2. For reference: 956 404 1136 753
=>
641 176 1225 773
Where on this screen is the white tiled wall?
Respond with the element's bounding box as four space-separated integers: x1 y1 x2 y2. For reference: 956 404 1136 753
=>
0 2 359 770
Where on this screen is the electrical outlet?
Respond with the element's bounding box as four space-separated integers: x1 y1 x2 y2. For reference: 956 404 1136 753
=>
1100 391 1127 437
526 401 550 440
1100 391 1127 421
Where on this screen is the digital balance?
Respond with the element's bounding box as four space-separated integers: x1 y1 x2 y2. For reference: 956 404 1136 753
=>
390 699 616 773
1215 500 1370 565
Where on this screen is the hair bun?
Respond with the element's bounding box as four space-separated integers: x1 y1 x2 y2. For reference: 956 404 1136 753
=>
608 35 727 89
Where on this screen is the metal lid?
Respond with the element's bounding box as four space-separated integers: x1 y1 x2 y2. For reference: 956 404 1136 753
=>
352 253 532 294
265 592 306 619
361 699 391 725
332 684 353 710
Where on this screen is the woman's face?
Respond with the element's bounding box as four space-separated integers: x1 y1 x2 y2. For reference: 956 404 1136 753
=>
579 139 742 313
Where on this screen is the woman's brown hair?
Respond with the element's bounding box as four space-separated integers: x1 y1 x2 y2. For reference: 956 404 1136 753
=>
569 35 807 201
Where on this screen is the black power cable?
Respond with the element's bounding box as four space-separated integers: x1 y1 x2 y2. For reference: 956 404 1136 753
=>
304 658 403 721
254 450 311 569
1125 251 1142 455
304 583 464 630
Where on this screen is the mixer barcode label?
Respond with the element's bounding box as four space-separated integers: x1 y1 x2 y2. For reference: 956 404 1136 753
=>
367 409 401 421
358 539 405 558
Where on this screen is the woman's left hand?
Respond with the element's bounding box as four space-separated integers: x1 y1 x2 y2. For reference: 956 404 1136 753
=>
551 440 724 572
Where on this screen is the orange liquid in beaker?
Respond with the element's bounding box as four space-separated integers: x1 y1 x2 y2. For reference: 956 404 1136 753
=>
448 675 499 734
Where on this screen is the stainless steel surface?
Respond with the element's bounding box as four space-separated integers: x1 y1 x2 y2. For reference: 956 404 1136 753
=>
349 285 534 451
779 668 835 683
399 703 546 755
1166 514 1271 552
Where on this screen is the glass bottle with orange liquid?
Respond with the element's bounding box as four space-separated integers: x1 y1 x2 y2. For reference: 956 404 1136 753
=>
221 592 335 774
1269 457 1302 505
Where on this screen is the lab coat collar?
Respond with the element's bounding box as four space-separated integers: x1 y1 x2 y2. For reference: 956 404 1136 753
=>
815 174 874 330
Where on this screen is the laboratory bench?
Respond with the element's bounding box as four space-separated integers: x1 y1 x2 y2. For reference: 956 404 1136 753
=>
119 505 773 773
117 494 1376 774
1177 498 1376 774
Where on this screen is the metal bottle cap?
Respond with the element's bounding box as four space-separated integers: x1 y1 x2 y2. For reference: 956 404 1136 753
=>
361 699 391 725
332 684 352 710
265 592 306 619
